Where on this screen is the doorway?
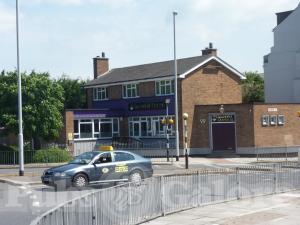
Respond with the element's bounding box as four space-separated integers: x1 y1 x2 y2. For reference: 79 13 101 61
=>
210 113 236 152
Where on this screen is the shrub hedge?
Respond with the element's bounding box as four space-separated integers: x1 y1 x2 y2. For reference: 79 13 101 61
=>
33 148 73 163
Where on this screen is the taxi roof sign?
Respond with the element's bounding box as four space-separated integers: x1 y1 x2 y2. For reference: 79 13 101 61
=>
99 145 114 151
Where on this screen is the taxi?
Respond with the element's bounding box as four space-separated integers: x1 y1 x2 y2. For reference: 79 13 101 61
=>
41 146 153 190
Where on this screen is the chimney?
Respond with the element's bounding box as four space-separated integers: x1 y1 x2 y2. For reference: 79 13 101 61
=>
201 42 217 56
93 52 109 79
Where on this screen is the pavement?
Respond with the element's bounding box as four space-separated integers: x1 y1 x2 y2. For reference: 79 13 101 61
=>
142 191 300 225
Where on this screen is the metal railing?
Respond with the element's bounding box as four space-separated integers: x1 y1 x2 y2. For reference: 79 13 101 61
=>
31 163 300 225
0 151 35 165
256 147 300 162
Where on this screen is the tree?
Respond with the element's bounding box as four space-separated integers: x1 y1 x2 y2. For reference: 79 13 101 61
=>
57 75 87 109
242 71 265 103
0 70 64 149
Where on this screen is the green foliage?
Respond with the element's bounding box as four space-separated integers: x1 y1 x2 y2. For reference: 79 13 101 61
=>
0 144 16 151
57 75 87 109
33 148 73 163
0 70 65 143
242 71 265 103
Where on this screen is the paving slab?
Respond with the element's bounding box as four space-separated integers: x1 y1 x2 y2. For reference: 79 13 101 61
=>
142 191 300 225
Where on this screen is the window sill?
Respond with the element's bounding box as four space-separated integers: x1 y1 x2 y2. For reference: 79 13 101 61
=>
93 98 109 101
155 94 174 97
122 96 140 99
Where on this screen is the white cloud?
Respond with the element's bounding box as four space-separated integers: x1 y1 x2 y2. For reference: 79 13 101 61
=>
30 0 136 7
191 0 299 23
0 3 15 32
31 0 83 5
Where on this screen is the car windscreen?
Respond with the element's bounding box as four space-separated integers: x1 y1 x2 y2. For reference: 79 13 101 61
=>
69 151 99 164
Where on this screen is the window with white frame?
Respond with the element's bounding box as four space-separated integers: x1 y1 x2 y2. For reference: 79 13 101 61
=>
74 118 119 139
93 87 107 100
128 116 175 137
155 80 174 96
123 83 139 98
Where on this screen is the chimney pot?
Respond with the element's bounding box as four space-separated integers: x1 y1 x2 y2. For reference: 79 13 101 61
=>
202 43 217 56
101 52 105 58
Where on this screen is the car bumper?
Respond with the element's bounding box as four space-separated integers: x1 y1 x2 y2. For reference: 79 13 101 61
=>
41 175 72 187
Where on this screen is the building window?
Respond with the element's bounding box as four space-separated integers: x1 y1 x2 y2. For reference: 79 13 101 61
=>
74 118 119 140
79 119 93 139
278 115 285 125
128 116 174 137
93 87 107 100
123 83 139 98
270 115 277 126
261 115 269 126
74 120 79 139
155 80 174 96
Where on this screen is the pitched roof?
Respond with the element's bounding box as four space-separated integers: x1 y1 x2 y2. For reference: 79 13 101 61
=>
85 55 211 87
85 54 245 87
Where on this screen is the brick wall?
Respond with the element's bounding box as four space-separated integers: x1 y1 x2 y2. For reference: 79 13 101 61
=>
253 104 300 147
65 111 74 151
191 104 254 150
139 81 155 97
107 85 122 99
180 60 243 148
86 89 93 108
94 57 109 79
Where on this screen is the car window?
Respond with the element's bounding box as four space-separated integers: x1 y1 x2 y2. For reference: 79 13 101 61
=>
96 153 112 164
114 152 135 162
69 151 99 164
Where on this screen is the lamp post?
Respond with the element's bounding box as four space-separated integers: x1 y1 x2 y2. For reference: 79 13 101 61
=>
16 0 24 176
183 113 189 169
173 11 179 161
165 99 171 161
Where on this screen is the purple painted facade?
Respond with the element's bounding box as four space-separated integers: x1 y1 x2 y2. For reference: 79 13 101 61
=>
74 95 175 118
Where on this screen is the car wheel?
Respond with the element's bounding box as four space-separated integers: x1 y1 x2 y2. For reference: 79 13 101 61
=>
129 170 143 184
73 173 88 188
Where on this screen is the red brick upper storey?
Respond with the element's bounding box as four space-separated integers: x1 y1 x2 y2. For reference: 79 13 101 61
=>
86 55 245 103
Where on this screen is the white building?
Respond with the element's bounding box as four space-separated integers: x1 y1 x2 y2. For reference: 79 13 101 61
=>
264 4 300 103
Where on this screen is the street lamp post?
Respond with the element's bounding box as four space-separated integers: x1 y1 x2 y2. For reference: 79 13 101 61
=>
183 113 189 169
173 11 180 161
165 99 170 162
16 0 24 176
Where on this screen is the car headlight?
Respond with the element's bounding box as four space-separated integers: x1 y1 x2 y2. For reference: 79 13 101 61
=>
54 172 66 177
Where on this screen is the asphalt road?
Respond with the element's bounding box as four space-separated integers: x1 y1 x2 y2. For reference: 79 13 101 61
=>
0 182 108 225
0 160 259 225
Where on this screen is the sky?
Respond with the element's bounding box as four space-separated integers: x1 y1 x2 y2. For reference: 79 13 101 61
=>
0 0 299 80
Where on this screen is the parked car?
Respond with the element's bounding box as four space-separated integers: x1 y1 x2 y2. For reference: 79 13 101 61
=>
41 150 153 190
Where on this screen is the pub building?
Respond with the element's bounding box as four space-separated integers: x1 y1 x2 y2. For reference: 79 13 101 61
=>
64 44 300 156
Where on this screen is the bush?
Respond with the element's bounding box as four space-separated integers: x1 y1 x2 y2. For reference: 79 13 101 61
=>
33 148 73 163
0 144 16 151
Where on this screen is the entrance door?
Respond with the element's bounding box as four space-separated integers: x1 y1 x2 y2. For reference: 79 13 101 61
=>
133 122 140 137
212 123 236 151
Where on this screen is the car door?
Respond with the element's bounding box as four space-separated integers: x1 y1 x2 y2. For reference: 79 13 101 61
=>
112 151 136 180
90 152 116 183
